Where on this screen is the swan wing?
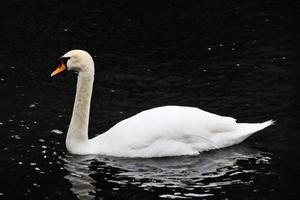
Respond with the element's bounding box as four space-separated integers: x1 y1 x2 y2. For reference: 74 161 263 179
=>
92 106 237 157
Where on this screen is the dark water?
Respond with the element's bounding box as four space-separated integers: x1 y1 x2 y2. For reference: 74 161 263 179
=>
0 0 299 199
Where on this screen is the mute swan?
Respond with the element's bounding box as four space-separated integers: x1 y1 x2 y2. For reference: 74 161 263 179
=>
51 50 274 158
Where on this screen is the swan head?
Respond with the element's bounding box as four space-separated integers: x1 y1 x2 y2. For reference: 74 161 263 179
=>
51 49 94 77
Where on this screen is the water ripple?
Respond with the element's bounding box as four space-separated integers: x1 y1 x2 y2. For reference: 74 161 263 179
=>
62 145 275 199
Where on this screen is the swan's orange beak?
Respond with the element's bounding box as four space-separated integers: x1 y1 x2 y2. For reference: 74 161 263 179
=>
51 62 66 77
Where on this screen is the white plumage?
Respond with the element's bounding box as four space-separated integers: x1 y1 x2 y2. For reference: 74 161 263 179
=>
51 50 274 158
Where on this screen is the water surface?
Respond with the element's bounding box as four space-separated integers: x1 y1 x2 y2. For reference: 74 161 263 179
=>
0 0 299 199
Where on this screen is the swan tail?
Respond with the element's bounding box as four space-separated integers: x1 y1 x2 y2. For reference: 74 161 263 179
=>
212 120 275 148
237 120 275 135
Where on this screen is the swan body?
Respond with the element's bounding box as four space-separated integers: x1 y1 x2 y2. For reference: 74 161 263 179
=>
51 50 274 158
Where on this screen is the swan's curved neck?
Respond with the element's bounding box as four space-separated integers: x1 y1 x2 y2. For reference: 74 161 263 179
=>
66 71 94 152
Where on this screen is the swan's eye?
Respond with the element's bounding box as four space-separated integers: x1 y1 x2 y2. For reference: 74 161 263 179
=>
51 57 71 77
62 57 71 66
56 57 71 68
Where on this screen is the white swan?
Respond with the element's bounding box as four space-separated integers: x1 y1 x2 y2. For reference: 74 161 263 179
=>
51 50 274 158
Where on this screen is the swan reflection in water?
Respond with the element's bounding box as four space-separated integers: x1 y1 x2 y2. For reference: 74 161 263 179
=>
63 145 273 199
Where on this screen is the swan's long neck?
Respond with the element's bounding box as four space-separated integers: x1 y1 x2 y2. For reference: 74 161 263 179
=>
66 71 94 152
